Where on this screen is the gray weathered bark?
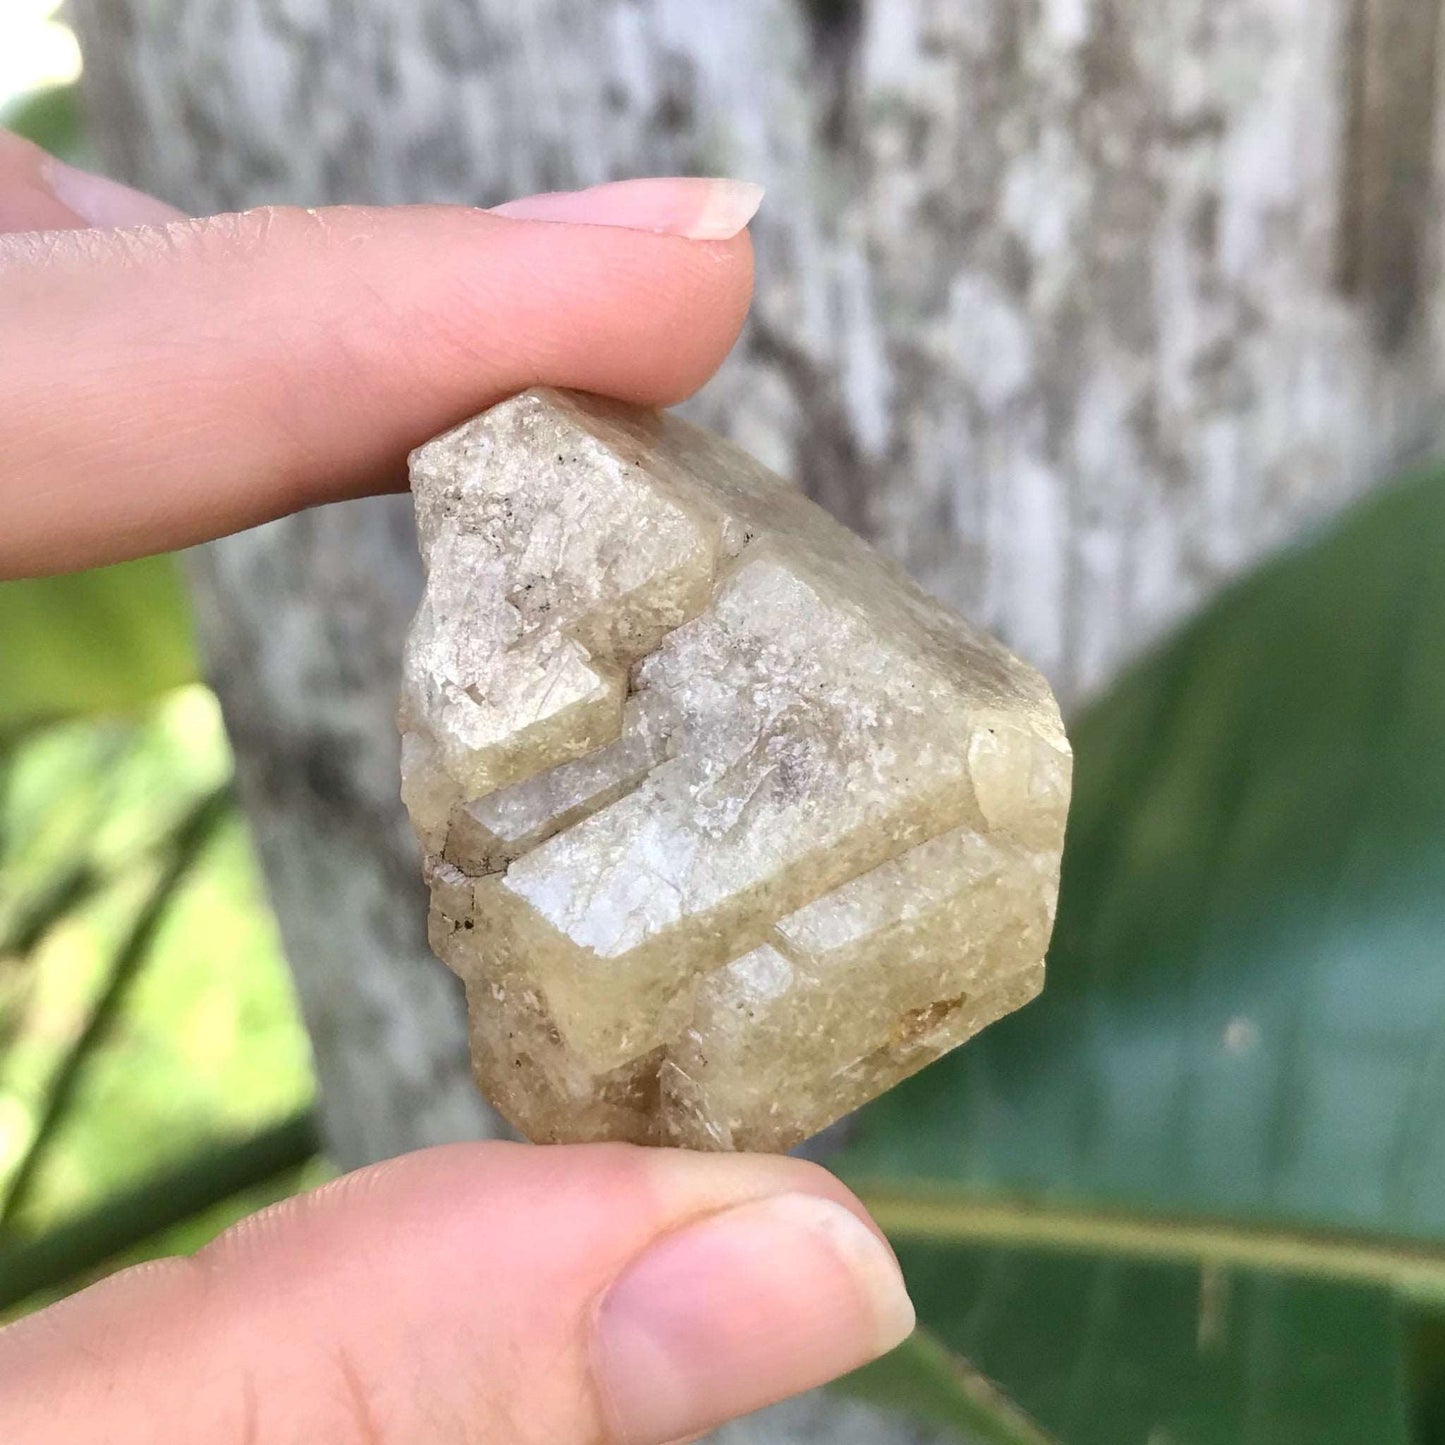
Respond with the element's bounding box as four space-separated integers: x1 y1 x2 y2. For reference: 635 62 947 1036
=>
71 0 1445 1437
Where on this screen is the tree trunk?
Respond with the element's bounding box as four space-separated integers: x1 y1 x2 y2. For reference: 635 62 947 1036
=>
71 0 1445 1436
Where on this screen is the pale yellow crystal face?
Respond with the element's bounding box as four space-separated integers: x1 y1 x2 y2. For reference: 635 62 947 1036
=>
401 388 1071 1152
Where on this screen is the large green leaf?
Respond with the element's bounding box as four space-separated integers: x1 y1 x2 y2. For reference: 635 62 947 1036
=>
895 1244 1410 1445
838 466 1445 1438
844 1327 1057 1444
848 464 1445 1230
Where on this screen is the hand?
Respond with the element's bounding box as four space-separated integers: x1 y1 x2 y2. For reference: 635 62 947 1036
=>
0 134 915 1443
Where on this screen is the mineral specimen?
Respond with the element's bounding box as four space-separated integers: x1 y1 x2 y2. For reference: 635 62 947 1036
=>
400 388 1070 1152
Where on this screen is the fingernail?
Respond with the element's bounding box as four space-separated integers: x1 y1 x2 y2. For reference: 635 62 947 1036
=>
492 177 763 240
40 156 184 229
593 1191 914 1444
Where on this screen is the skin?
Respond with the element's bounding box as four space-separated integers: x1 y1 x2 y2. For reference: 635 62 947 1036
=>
0 133 915 1444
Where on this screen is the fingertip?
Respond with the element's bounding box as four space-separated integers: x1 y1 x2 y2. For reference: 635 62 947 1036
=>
645 229 755 407
492 176 763 242
594 1189 914 1444
39 155 185 229
418 212 755 410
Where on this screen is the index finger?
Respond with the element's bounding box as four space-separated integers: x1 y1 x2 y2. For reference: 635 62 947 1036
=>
0 138 756 578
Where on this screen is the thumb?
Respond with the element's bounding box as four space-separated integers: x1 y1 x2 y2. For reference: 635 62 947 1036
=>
0 1142 914 1444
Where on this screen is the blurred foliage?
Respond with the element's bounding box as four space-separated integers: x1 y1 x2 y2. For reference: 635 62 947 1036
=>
0 558 197 737
0 1113 324 1315
0 685 318 1313
840 463 1445 1442
1 80 84 162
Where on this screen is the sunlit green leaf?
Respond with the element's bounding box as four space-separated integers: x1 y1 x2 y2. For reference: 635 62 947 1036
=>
0 785 232 1230
0 559 197 734
0 691 313 1245
0 1111 321 1316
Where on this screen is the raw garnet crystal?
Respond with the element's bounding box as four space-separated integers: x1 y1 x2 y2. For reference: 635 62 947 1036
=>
400 389 1070 1151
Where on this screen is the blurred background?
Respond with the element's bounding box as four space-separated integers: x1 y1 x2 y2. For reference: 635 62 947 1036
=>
3 2 1445 1443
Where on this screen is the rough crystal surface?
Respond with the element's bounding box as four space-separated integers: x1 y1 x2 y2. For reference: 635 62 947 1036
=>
401 388 1071 1152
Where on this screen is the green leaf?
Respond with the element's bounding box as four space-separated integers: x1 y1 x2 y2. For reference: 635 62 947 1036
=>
859 1187 1445 1304
849 463 1445 1231
838 466 1445 1438
0 690 314 1257
0 1110 320 1316
0 785 233 1231
1407 1307 1445 1444
0 84 83 162
895 1244 1411 1445
0 559 198 734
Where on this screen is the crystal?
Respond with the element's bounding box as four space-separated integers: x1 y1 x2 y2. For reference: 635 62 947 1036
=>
400 389 1070 1151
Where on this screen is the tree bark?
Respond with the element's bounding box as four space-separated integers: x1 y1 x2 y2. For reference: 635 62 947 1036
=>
71 0 1445 1436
